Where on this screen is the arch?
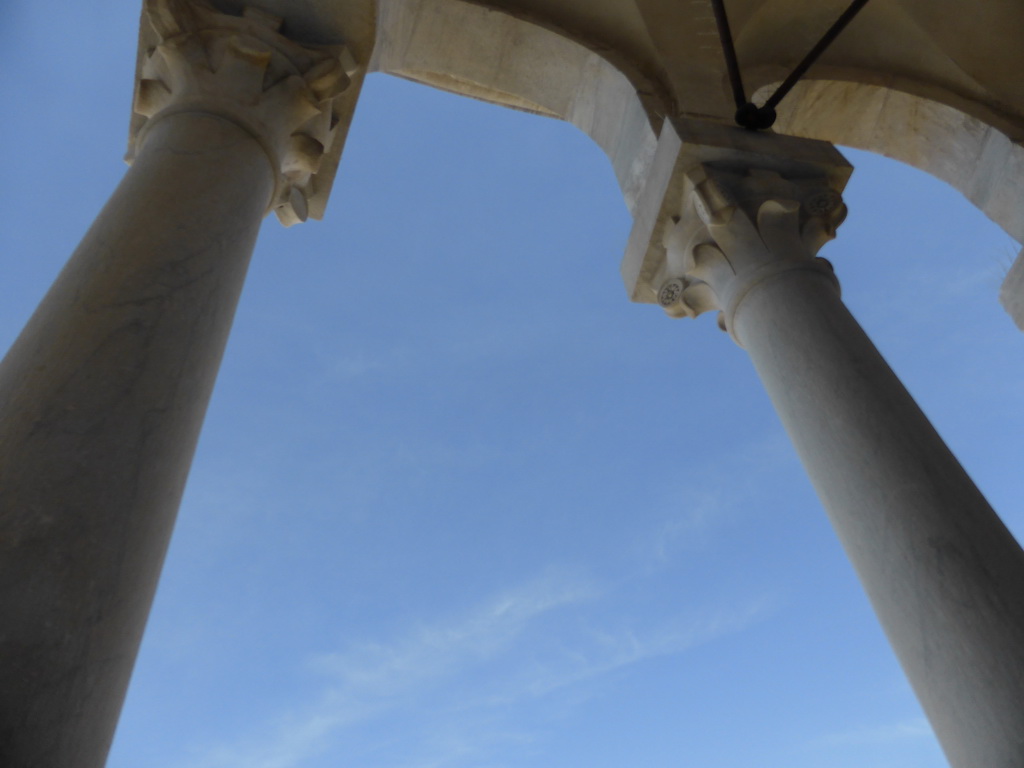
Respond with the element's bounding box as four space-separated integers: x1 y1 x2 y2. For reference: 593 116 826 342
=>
759 79 1024 327
369 0 659 213
366 0 1024 324
757 79 1024 246
371 0 1023 239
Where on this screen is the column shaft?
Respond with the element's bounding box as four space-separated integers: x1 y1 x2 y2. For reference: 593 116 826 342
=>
733 268 1024 768
0 112 274 767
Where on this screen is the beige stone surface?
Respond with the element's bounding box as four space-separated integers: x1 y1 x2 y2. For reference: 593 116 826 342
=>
370 0 658 211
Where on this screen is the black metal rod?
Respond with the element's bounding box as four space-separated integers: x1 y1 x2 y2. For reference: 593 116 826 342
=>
762 0 871 111
709 0 747 110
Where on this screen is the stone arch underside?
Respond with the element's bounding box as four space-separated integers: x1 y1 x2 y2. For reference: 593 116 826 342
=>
367 0 1024 323
369 0 661 214
756 79 1024 245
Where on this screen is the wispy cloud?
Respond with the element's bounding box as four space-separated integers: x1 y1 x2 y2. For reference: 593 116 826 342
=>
501 596 776 702
311 571 597 697
815 717 934 747
192 712 351 768
180 572 773 768
639 432 796 568
648 489 723 564
181 570 595 768
379 597 776 768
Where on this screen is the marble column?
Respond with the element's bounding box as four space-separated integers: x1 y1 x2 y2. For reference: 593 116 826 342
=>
0 2 356 766
656 152 1024 768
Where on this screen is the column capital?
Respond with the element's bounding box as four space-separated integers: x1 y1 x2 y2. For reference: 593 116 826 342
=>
621 119 852 340
128 0 361 226
657 162 847 341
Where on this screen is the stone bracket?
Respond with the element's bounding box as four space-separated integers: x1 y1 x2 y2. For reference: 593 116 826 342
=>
621 117 852 309
128 0 366 226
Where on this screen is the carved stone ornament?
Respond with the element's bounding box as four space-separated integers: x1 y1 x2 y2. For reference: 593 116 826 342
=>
657 164 847 342
128 0 359 226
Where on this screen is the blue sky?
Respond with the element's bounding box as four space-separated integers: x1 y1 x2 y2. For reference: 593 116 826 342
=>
2 3 1023 768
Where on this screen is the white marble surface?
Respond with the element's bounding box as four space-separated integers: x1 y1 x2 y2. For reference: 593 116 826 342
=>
650 151 1024 767
737 268 1024 768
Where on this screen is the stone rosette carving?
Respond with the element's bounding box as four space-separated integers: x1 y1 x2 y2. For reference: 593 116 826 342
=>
657 164 847 340
128 0 359 226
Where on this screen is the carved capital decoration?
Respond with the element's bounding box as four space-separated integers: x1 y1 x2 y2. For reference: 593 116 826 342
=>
128 0 360 226
620 120 853 339
656 162 847 343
